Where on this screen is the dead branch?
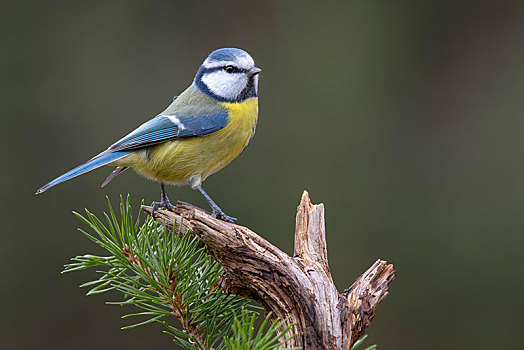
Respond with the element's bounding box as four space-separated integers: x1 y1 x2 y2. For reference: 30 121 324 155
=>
142 190 395 349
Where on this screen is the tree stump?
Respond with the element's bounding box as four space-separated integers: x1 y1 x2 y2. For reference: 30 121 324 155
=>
142 191 395 349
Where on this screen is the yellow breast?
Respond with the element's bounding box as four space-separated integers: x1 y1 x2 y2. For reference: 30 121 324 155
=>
118 97 258 185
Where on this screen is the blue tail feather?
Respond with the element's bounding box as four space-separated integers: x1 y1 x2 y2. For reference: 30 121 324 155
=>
36 151 131 194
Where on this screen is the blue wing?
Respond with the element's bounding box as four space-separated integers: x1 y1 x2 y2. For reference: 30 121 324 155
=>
36 110 229 194
108 111 229 152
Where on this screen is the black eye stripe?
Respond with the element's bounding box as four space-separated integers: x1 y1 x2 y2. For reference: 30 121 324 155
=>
225 65 246 74
201 66 247 74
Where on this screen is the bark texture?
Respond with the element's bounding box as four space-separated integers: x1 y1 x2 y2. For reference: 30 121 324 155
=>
142 190 395 349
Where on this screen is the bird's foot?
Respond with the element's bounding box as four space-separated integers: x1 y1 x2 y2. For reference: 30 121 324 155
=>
194 185 237 223
212 209 237 224
152 198 176 219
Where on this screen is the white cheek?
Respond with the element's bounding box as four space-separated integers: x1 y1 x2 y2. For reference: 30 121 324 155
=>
202 71 247 100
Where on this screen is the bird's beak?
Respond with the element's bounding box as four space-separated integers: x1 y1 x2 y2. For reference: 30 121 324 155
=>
248 67 262 77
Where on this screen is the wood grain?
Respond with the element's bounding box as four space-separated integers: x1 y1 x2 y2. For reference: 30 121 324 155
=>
142 191 395 349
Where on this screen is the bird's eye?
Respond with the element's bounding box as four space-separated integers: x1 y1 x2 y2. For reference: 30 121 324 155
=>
225 65 236 73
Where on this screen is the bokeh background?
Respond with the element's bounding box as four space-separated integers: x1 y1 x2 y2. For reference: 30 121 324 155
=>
2 0 524 349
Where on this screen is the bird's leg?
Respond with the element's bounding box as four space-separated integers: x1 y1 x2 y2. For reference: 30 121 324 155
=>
196 186 237 223
152 183 176 218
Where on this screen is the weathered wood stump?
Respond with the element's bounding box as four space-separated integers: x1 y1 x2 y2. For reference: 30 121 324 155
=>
142 191 395 349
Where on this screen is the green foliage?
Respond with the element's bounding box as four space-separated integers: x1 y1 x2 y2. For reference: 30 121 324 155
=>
351 335 377 350
224 311 297 350
63 196 294 349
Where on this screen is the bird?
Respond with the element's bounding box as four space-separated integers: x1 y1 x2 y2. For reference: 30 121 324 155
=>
36 48 261 223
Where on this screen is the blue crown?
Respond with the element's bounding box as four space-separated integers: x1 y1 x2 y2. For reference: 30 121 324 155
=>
206 48 248 62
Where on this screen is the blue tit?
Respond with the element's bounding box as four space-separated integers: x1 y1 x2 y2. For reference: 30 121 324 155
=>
36 48 261 223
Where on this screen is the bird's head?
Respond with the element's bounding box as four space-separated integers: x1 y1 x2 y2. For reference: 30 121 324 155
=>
194 48 261 102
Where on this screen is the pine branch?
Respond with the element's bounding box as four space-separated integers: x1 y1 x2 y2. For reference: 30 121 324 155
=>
63 196 294 349
224 310 298 350
61 194 384 349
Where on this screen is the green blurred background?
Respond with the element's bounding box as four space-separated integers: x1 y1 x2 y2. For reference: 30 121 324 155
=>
2 0 524 348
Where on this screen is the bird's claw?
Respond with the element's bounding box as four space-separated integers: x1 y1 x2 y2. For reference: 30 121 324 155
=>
212 210 237 224
152 199 176 219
